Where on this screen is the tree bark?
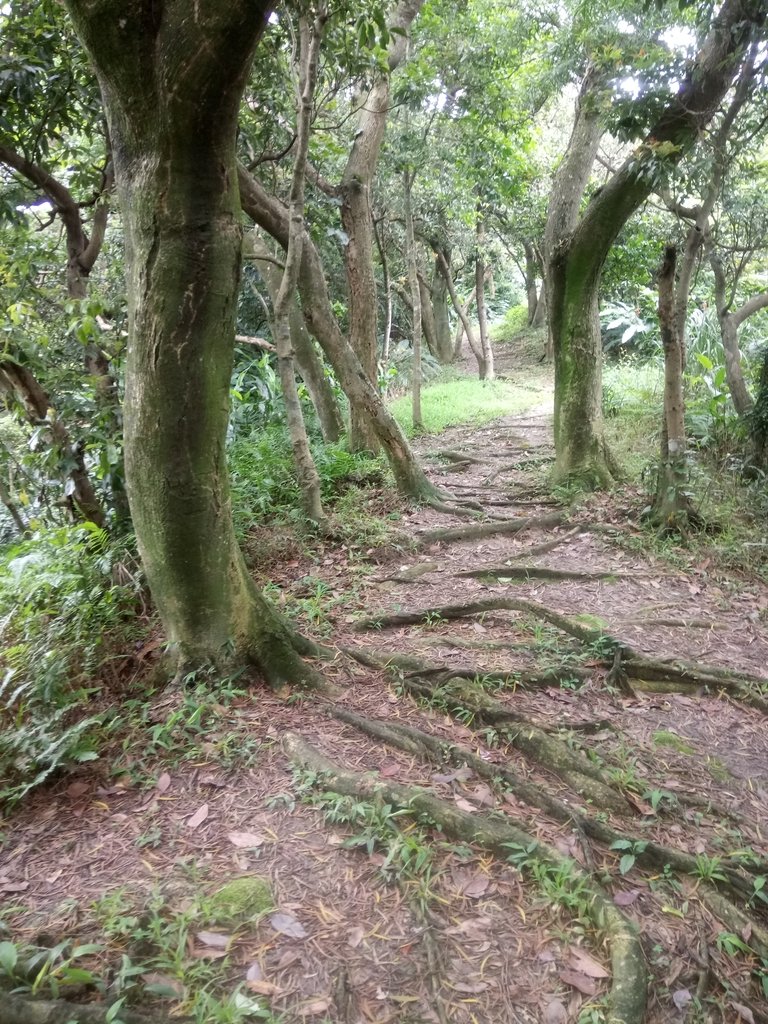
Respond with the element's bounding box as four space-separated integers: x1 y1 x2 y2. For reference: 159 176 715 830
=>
238 168 440 501
709 250 763 418
430 259 454 363
373 215 394 364
523 240 540 325
652 246 695 529
436 251 483 370
63 0 322 680
549 0 766 487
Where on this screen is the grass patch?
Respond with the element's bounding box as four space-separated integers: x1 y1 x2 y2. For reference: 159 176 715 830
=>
390 373 546 437
653 730 695 756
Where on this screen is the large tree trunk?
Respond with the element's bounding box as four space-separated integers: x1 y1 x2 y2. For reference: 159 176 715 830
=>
238 168 440 501
430 261 454 363
64 0 321 681
549 0 766 487
248 237 344 442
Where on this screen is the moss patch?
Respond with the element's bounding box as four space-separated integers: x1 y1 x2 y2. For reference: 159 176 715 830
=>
652 730 695 756
205 875 274 926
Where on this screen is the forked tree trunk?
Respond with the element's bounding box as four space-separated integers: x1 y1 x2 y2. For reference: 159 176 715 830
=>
651 246 697 530
437 252 483 372
238 168 440 501
64 0 322 681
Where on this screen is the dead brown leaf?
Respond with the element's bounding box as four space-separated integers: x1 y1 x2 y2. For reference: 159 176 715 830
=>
543 998 568 1024
559 969 597 995
567 947 610 979
227 831 264 849
187 803 209 829
156 772 171 794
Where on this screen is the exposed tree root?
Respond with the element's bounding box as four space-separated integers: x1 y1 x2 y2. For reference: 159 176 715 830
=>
502 526 583 560
355 597 767 711
483 454 555 484
0 994 167 1024
456 564 625 583
283 732 647 1024
428 449 490 466
399 675 633 816
343 645 591 691
372 561 440 584
327 708 766 912
417 510 567 546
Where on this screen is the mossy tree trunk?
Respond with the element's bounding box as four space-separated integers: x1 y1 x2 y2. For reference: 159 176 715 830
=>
63 0 322 681
548 0 766 487
430 259 454 363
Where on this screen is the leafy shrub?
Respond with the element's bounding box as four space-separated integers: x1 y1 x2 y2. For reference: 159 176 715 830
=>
600 299 657 356
0 524 141 804
490 303 529 342
228 425 382 534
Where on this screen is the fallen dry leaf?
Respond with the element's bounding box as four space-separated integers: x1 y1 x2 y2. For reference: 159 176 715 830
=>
567 946 610 979
0 879 29 893
460 873 490 899
613 889 640 907
275 949 302 969
195 931 230 949
187 803 209 829
559 969 597 996
543 998 568 1024
299 997 332 1016
156 772 171 793
247 979 282 996
730 1003 755 1024
270 912 307 939
454 796 476 813
66 781 89 799
227 831 264 848
142 972 186 998
246 962 264 983
347 925 365 948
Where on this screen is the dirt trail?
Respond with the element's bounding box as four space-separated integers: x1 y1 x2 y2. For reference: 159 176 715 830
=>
3 367 768 1024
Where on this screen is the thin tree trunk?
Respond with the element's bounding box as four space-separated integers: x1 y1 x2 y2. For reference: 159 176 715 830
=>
475 212 494 380
0 476 28 536
272 10 326 525
373 215 393 364
339 0 425 451
523 240 539 325
436 251 483 372
404 169 423 431
430 260 454 362
710 249 766 418
652 246 696 530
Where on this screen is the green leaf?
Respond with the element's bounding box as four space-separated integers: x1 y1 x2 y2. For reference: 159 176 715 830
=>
619 853 636 875
0 941 18 974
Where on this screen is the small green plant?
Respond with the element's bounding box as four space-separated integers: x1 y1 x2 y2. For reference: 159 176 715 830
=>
693 854 727 883
610 839 648 875
0 937 104 998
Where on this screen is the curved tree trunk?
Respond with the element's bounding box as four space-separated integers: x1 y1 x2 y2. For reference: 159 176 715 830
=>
404 169 423 431
710 249 767 418
64 0 322 681
549 0 766 486
339 0 425 451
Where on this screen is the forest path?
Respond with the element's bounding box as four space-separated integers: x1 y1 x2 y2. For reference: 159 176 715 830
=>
3 348 768 1024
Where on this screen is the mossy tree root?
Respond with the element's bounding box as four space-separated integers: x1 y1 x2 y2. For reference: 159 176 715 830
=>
456 565 625 583
327 708 765 912
283 731 647 1024
0 994 169 1024
399 675 632 816
418 511 567 546
343 645 591 691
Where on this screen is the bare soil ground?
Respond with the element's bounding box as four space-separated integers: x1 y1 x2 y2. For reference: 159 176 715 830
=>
2 348 767 1024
